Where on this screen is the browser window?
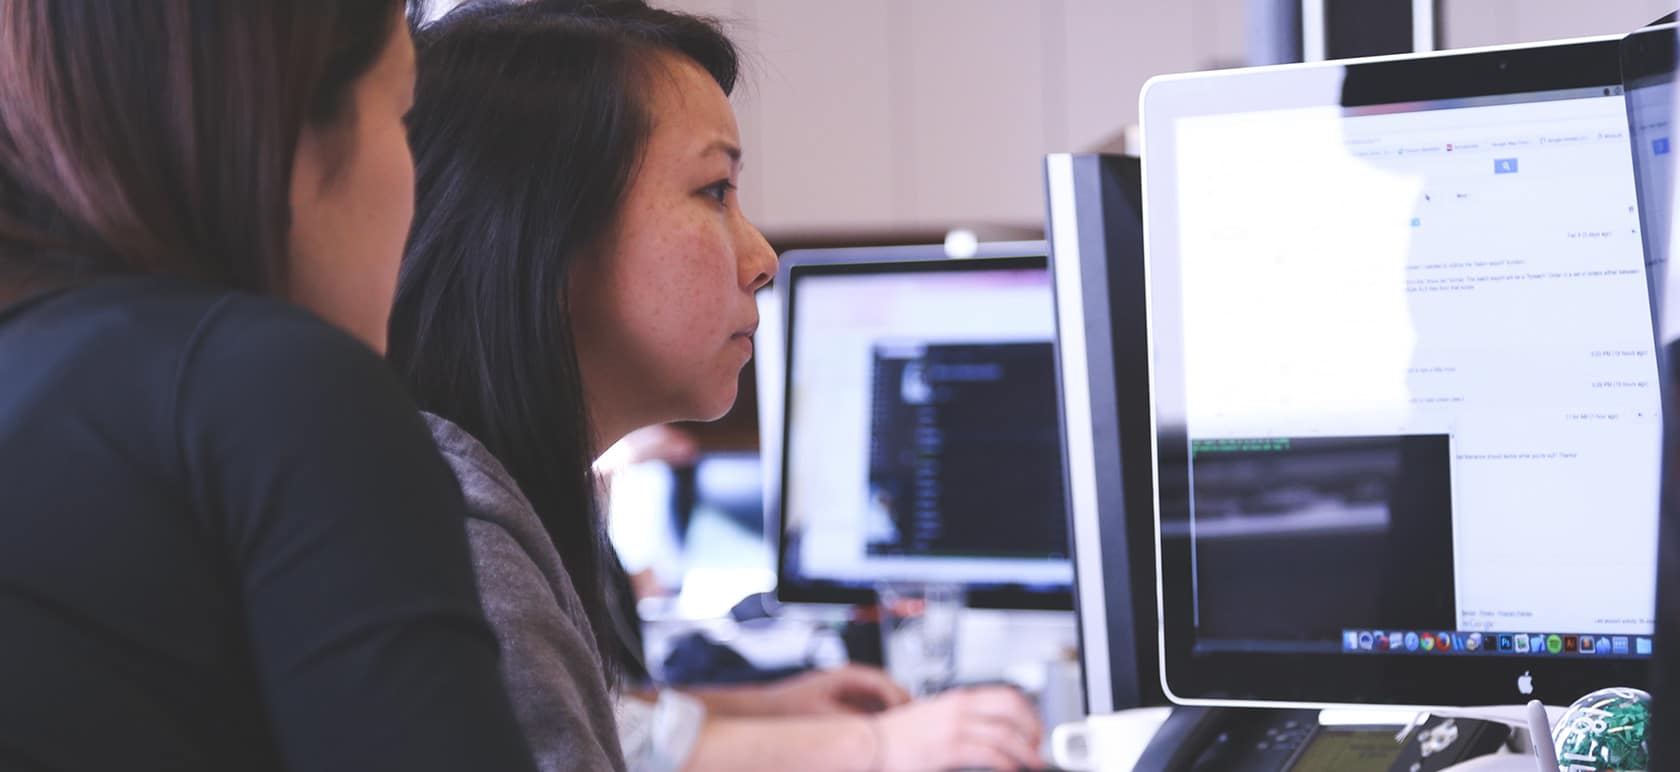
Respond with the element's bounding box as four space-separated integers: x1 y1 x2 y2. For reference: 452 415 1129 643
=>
1171 87 1659 649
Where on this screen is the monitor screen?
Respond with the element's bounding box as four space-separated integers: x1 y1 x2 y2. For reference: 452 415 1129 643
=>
776 254 1074 609
1144 37 1660 705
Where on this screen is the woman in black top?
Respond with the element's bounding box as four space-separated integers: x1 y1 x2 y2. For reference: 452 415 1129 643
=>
0 3 536 771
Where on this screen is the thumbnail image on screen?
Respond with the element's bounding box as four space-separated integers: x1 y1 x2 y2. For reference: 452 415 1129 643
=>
864 341 1067 560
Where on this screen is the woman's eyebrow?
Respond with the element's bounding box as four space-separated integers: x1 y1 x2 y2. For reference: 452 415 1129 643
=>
700 139 741 163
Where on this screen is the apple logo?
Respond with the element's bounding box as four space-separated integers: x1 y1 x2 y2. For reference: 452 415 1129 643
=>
1517 671 1534 695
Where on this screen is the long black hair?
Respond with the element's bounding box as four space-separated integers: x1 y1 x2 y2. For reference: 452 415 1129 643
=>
388 0 739 679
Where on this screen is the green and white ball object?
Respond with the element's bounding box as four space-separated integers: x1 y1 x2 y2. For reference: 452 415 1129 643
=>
1552 687 1650 772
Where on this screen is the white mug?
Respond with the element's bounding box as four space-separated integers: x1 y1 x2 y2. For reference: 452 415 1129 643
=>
1049 708 1174 772
1037 658 1085 739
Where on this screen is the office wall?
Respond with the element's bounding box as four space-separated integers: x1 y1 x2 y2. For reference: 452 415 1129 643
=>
422 1 1666 236
1441 0 1667 49
660 0 1248 237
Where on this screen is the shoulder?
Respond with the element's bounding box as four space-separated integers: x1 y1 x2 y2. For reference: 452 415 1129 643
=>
7 276 344 357
1 276 401 460
2 277 245 372
181 285 390 387
12 275 406 409
422 413 545 533
164 282 449 500
167 281 422 440
425 414 599 632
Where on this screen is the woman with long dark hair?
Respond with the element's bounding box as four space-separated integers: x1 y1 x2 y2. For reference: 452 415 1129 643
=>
392 2 1043 769
0 3 535 770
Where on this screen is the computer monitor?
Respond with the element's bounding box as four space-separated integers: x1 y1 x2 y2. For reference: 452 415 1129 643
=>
1141 36 1661 707
774 243 1075 611
1043 154 1167 714
1623 18 1679 762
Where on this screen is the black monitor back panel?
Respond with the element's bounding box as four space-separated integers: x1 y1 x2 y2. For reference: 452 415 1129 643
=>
1045 153 1165 712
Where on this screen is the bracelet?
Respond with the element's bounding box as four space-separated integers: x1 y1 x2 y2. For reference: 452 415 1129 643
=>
863 715 886 772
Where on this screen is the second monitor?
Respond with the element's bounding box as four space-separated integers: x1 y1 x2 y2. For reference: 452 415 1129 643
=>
775 247 1074 610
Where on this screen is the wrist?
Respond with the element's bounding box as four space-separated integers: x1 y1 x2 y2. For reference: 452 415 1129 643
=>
688 684 770 717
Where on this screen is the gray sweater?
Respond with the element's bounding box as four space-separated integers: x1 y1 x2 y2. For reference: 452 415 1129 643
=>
425 413 627 772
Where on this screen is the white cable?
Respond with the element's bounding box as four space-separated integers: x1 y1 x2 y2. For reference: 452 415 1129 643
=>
1525 700 1561 772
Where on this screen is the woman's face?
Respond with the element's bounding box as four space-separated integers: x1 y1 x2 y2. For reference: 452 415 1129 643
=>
572 52 777 449
286 9 417 353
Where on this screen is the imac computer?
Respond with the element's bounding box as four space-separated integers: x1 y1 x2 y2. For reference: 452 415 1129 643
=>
773 243 1076 611
1131 35 1660 708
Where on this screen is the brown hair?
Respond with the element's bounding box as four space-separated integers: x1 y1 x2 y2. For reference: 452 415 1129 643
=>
0 1 404 298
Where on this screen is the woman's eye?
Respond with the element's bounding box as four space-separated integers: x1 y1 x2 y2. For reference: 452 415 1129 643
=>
702 180 736 204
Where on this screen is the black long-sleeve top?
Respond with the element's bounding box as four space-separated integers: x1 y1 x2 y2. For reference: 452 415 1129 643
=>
0 277 538 772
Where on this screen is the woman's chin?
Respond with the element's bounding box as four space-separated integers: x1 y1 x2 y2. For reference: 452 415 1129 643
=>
691 384 740 423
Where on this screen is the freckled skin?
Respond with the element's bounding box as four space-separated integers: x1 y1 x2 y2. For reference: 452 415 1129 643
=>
570 52 777 448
